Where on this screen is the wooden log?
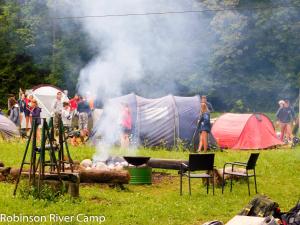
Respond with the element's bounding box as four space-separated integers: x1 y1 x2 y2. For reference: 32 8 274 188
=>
40 180 80 197
67 182 79 197
42 180 64 192
0 167 11 176
9 168 20 180
203 168 247 186
0 174 6 182
147 158 188 170
9 167 129 184
0 161 4 167
72 160 81 171
8 169 79 183
79 169 130 184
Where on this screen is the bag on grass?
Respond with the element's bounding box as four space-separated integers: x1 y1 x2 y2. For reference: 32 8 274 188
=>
239 194 279 217
281 201 300 225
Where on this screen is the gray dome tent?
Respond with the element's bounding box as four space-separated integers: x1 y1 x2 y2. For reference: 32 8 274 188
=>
0 115 19 139
97 93 216 148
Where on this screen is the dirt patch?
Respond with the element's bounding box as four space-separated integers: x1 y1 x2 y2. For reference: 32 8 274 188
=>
152 171 176 184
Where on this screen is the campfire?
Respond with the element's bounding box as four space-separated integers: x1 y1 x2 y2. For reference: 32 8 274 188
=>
80 156 128 171
80 156 152 185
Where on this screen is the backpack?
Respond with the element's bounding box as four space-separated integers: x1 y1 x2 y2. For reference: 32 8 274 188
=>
239 194 280 217
282 201 300 225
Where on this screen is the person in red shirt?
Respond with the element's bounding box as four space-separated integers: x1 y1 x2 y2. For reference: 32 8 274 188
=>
69 94 80 129
69 94 80 112
120 104 132 148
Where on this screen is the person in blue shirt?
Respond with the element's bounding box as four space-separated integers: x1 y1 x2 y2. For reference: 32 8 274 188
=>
197 103 211 152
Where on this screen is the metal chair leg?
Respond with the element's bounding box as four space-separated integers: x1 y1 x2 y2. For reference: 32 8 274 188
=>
180 173 182 195
254 170 258 194
188 177 191 195
212 174 215 196
247 175 250 196
206 178 209 194
222 171 225 194
230 176 233 192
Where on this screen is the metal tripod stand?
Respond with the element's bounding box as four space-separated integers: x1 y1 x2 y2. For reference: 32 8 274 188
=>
13 117 74 196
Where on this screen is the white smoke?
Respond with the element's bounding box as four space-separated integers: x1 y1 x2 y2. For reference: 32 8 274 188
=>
54 0 214 160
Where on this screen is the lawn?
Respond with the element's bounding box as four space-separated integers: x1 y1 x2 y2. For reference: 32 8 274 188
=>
0 140 299 225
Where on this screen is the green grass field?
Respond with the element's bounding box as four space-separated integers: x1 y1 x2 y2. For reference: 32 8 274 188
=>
0 140 299 225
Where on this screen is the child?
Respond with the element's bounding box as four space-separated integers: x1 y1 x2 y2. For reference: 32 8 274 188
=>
62 102 72 130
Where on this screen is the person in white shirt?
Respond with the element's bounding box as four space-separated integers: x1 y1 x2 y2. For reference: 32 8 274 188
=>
62 101 72 129
51 91 63 130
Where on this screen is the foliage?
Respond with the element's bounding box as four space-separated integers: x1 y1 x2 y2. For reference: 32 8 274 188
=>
208 0 300 111
0 0 94 107
19 183 65 202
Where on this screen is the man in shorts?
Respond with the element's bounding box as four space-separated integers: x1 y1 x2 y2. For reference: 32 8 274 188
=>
276 99 296 143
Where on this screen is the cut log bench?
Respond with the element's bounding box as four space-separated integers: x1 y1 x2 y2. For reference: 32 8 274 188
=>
4 167 130 197
9 168 130 184
79 169 130 184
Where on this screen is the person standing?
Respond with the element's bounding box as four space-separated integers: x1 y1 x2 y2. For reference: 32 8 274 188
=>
9 98 20 128
26 95 34 131
61 102 72 130
201 95 214 112
120 104 132 149
77 96 91 138
276 99 296 142
69 94 80 129
30 99 42 141
197 103 211 153
69 94 80 112
18 93 27 127
51 91 63 130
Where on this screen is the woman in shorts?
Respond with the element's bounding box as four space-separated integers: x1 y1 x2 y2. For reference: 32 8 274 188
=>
197 103 211 153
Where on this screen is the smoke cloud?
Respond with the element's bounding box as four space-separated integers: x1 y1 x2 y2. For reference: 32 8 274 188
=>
54 0 216 159
55 0 214 99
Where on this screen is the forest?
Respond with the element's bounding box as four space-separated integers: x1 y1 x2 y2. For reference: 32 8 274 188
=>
0 0 299 111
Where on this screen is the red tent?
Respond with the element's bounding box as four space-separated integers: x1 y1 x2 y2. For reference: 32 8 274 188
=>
211 113 283 149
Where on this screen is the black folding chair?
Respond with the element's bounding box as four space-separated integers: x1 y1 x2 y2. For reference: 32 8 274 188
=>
180 153 215 195
222 153 259 196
